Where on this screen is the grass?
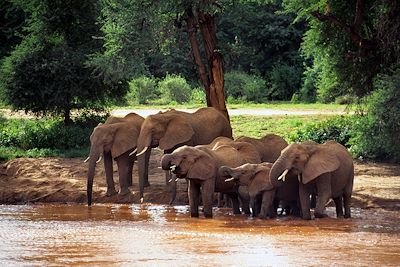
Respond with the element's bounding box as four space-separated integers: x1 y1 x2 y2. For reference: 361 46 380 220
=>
231 114 340 140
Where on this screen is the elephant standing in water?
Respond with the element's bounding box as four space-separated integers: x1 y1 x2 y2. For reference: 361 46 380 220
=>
219 162 299 218
269 140 354 219
135 107 232 202
86 113 145 206
161 141 261 218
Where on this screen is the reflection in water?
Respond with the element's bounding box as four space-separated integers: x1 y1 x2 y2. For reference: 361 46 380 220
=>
0 204 399 266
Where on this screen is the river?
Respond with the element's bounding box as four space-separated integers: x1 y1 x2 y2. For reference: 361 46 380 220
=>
0 204 399 266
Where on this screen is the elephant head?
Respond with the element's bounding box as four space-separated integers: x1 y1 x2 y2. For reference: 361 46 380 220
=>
219 162 273 198
87 121 140 205
136 110 195 156
269 142 340 188
161 146 216 181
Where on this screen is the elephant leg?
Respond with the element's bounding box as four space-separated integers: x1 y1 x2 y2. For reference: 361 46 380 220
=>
104 151 117 196
144 149 151 187
238 186 251 215
343 179 353 218
188 180 200 217
333 196 344 218
201 180 215 218
116 155 131 196
127 157 134 187
299 183 312 220
314 177 331 218
259 190 276 219
250 196 260 217
228 193 241 215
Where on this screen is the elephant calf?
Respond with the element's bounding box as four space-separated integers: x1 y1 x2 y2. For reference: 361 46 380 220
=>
161 141 261 218
219 162 299 218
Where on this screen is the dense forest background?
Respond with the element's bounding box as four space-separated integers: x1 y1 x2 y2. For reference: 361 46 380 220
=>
0 0 399 161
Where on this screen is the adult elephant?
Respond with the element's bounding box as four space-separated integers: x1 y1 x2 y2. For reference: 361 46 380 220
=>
86 113 145 206
236 134 288 163
161 141 261 218
135 107 232 201
269 140 354 220
219 163 299 218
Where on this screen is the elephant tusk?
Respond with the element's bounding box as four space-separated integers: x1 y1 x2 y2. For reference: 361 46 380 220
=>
170 165 177 172
129 148 137 156
298 174 301 182
84 156 90 163
136 146 148 157
277 169 289 182
175 178 179 182
225 177 235 182
96 156 102 164
168 178 173 183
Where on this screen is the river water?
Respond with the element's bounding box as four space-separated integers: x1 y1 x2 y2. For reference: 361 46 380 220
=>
0 204 399 266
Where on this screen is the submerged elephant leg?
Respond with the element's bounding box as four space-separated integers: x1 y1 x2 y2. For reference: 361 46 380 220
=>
333 196 344 218
116 155 131 196
299 183 312 220
201 180 215 218
314 178 331 218
228 193 241 215
104 151 117 196
259 190 276 219
188 180 200 217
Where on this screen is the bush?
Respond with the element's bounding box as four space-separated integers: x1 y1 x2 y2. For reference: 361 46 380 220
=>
292 116 355 147
158 74 191 104
225 71 267 102
266 64 302 101
128 76 158 104
189 88 206 105
349 70 400 161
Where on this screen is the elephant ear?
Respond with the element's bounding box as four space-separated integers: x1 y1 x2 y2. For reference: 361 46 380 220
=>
111 125 140 158
248 169 273 197
159 119 194 151
187 152 216 181
302 147 340 184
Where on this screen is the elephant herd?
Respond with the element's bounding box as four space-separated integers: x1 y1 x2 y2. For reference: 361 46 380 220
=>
85 107 354 220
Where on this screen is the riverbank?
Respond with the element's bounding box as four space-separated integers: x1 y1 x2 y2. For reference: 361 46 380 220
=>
0 150 399 212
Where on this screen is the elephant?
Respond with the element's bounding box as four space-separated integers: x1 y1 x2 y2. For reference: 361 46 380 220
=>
236 134 288 163
86 113 145 206
135 107 233 202
269 140 354 220
219 162 299 218
160 141 261 218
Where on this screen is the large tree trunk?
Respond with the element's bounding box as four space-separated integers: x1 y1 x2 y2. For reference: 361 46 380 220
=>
185 7 229 122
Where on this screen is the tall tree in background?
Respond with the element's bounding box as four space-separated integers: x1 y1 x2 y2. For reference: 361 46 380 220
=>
0 0 128 124
100 0 229 120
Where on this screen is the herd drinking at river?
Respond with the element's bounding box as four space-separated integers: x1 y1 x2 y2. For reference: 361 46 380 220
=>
85 107 354 220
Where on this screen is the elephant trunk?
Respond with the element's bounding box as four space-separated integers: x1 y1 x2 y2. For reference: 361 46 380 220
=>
161 154 173 170
218 166 233 179
269 156 289 188
137 129 153 200
87 147 102 206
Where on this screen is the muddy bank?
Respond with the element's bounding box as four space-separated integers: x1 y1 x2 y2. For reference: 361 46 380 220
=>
0 150 399 211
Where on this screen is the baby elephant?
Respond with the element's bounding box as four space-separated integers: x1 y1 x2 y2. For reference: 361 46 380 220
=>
219 162 299 218
161 142 261 218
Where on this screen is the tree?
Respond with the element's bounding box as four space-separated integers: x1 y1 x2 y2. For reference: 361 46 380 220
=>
0 0 128 124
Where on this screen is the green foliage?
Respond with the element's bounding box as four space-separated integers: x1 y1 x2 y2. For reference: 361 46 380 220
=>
349 70 400 161
189 88 206 105
128 76 159 105
0 113 105 160
292 116 354 147
158 74 192 104
266 64 303 101
224 71 267 102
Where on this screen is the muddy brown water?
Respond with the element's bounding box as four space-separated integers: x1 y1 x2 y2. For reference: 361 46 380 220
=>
0 204 399 266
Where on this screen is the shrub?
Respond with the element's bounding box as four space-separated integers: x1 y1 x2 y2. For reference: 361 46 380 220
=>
266 64 302 101
189 88 206 105
128 76 158 104
158 74 191 104
225 71 267 102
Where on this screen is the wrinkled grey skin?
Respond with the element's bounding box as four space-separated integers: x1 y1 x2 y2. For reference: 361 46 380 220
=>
161 142 261 218
269 140 354 220
86 113 144 206
136 108 232 202
218 162 299 218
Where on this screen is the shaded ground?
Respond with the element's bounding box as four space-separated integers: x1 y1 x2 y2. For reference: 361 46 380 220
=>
0 149 399 212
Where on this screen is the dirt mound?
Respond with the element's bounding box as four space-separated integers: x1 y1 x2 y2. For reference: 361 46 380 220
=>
0 152 399 211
